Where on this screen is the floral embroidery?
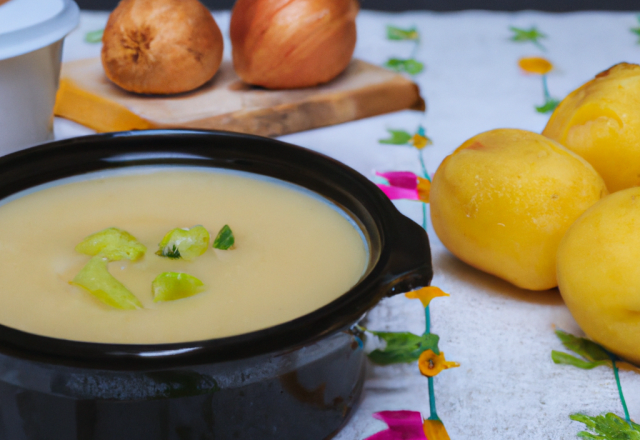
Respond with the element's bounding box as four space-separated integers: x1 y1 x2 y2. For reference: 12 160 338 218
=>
84 29 104 44
384 26 424 75
510 25 558 113
418 350 460 377
518 56 559 113
376 171 430 203
364 328 439 366
365 113 455 440
422 419 451 440
411 132 430 150
518 56 558 112
364 23 456 438
367 411 427 440
509 26 547 51
518 56 553 75
552 329 640 374
551 329 638 438
405 286 449 308
571 413 640 439
631 15 640 44
378 126 433 202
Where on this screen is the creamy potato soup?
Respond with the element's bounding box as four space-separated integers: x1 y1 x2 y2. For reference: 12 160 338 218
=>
0 167 367 343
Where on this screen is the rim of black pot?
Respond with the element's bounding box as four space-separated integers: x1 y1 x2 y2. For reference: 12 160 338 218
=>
0 129 432 370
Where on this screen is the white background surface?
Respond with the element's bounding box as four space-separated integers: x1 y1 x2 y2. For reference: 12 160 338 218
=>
55 10 640 439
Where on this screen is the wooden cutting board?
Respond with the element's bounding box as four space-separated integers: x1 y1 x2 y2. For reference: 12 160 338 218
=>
54 57 425 137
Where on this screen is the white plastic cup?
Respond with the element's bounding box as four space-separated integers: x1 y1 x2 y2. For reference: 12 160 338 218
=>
0 0 79 155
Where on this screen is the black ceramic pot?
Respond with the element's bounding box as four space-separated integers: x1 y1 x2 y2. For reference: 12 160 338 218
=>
0 130 432 440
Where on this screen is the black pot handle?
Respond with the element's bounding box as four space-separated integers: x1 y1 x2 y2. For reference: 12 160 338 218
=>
383 213 433 297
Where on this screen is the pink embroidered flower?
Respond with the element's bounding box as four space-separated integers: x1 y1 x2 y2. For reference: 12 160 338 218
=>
365 411 427 440
376 171 430 203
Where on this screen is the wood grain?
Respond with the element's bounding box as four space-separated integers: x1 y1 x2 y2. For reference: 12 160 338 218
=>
54 58 425 137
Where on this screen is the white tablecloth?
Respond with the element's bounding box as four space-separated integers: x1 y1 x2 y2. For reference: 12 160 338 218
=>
55 10 640 439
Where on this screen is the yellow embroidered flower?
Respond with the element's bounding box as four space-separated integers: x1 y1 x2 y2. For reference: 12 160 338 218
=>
405 286 449 308
418 350 460 377
411 133 432 150
416 177 431 203
423 419 451 440
518 56 553 75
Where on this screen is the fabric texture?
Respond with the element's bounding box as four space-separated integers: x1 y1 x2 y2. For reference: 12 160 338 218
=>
54 10 640 439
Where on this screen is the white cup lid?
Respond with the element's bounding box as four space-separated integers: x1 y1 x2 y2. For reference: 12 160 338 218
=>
0 0 79 60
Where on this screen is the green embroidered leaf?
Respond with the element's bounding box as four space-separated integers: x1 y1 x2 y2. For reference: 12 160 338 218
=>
379 129 412 145
509 26 547 51
551 351 609 370
571 413 640 439
385 58 424 75
213 225 235 250
367 331 439 365
555 329 611 362
535 98 559 113
387 25 419 41
84 29 104 44
632 16 640 44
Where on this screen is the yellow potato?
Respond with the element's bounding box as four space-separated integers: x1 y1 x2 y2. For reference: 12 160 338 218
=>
557 188 640 364
543 63 640 193
430 129 607 290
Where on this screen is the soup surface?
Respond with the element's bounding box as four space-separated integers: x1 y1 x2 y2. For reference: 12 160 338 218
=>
0 168 367 343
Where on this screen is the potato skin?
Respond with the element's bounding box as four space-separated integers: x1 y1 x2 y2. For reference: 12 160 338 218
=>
557 188 640 365
230 0 358 89
543 63 640 193
430 129 607 291
101 0 223 95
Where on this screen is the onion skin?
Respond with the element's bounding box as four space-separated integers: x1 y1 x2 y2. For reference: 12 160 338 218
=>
101 0 223 95
230 0 359 89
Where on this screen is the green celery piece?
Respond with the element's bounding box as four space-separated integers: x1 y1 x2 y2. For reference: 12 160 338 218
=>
367 330 439 365
379 129 412 145
70 256 143 310
152 272 205 302
76 227 146 261
570 413 640 439
555 329 611 362
213 225 235 250
386 25 419 41
157 225 210 261
84 29 104 44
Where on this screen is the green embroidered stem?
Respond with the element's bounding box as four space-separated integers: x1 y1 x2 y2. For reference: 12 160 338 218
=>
422 203 427 230
425 304 440 421
419 149 430 181
427 376 440 421
410 35 421 60
424 305 431 335
533 39 546 52
542 74 551 101
610 353 632 427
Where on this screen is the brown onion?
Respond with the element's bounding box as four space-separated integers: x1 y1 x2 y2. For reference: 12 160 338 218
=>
101 0 223 95
230 0 359 89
